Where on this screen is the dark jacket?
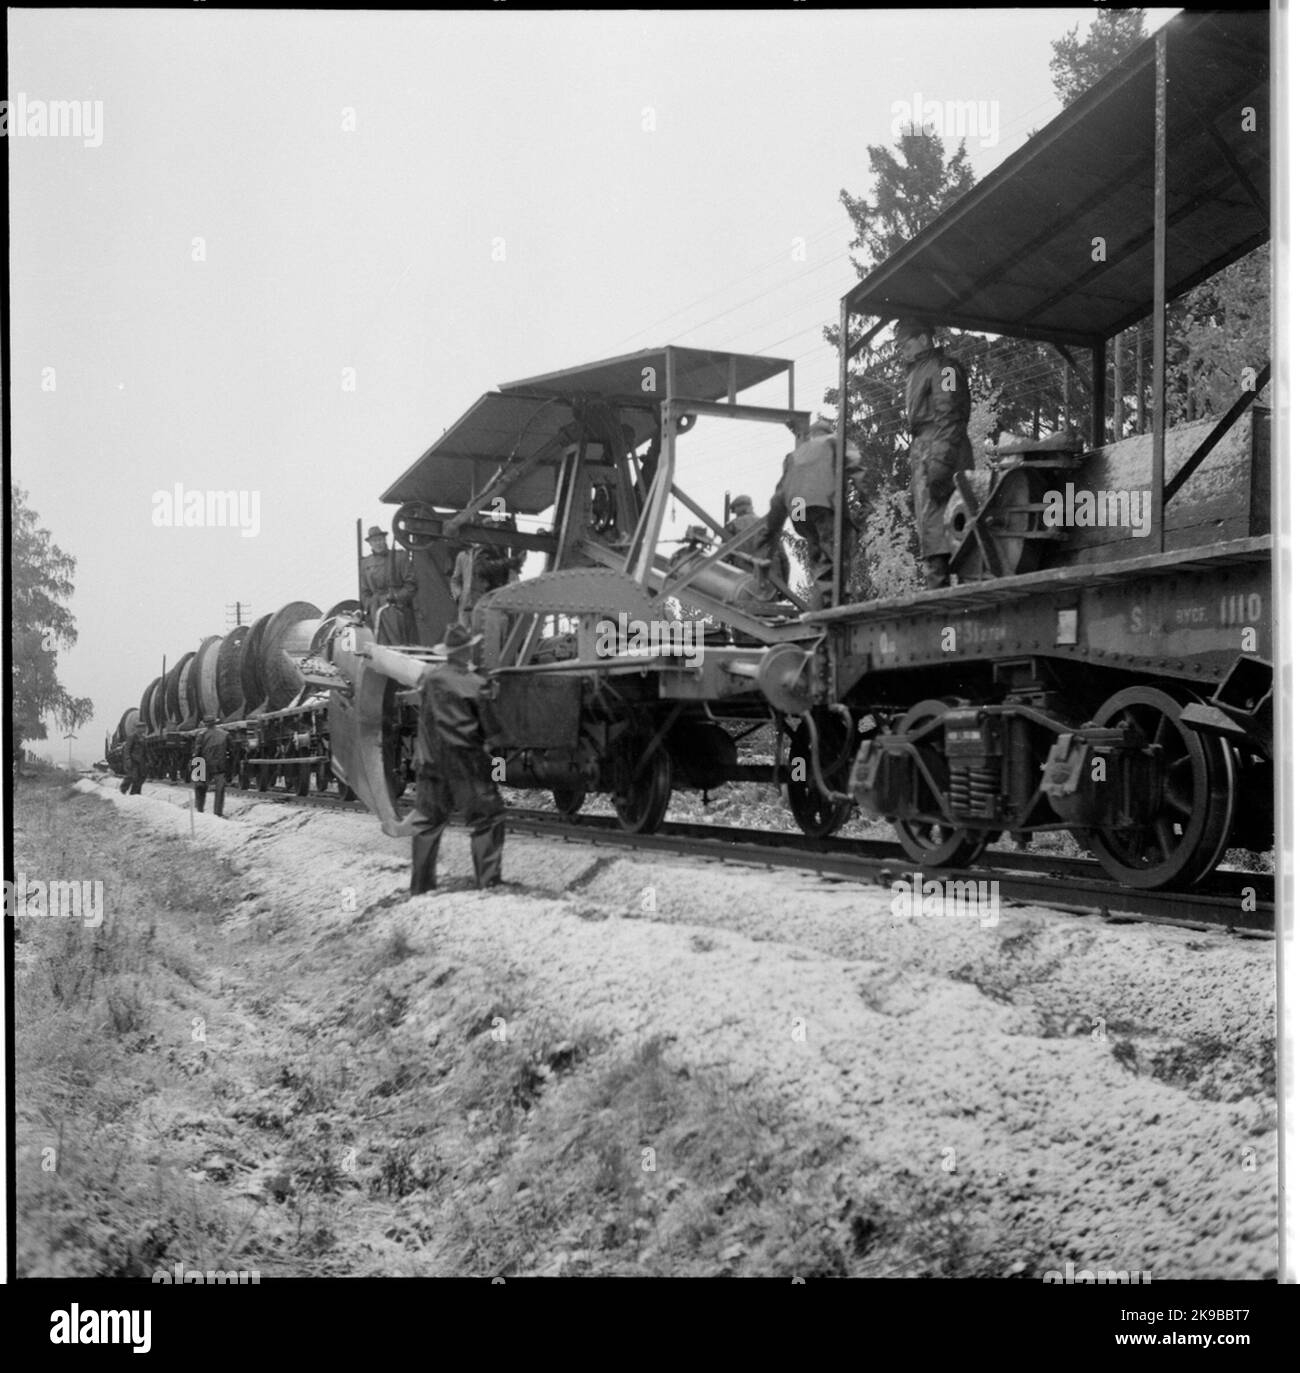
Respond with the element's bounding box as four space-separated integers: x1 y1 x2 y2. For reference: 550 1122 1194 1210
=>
124 732 147 770
417 661 501 760
774 432 867 513
360 550 417 615
191 725 231 776
723 510 765 554
904 348 973 480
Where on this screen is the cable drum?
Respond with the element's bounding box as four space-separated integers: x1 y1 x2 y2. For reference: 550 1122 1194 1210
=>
216 624 249 721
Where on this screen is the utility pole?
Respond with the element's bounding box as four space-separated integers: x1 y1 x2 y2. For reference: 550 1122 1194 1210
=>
64 732 77 770
225 602 250 628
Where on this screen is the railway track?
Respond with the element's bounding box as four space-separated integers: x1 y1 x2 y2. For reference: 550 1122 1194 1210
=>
112 774 1273 936
503 810 1273 936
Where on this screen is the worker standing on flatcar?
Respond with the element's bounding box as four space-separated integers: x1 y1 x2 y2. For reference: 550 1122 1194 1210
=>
725 494 789 599
760 417 867 611
724 495 768 561
450 525 517 628
358 623 507 892
896 318 974 590
450 543 491 627
120 721 147 796
360 525 418 644
191 714 231 817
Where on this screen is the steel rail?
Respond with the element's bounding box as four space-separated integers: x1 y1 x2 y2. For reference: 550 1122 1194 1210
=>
502 810 1273 935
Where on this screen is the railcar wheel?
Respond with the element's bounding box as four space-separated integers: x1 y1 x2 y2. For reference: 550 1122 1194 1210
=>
784 712 853 838
1086 686 1236 889
890 699 990 867
611 738 672 834
552 786 587 818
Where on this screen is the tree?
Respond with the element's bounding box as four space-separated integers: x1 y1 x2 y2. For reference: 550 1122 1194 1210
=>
825 129 976 596
1168 246 1271 423
1050 8 1148 106
839 131 975 279
832 129 1050 596
11 486 94 761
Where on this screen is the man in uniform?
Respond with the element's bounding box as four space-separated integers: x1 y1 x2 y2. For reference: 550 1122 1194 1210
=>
725 493 789 604
409 623 506 891
760 416 867 611
120 721 147 796
449 521 518 628
450 542 490 627
359 623 507 892
896 317 974 590
723 495 761 558
191 714 231 817
360 525 418 644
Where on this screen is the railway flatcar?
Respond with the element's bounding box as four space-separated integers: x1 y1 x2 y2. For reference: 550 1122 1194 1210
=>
826 9 1272 889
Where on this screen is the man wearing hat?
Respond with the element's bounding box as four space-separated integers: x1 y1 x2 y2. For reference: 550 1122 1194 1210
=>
359 624 507 892
725 494 789 596
895 318 974 590
191 714 231 817
360 525 418 644
760 415 867 611
120 720 147 796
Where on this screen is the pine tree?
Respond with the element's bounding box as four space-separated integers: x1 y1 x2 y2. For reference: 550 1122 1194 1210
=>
839 130 975 279
1050 9 1148 106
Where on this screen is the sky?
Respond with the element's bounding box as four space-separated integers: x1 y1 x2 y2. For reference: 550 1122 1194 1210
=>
9 6 1181 762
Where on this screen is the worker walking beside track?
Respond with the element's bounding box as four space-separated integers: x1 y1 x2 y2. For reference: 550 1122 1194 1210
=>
191 714 231 817
359 623 506 893
120 722 147 796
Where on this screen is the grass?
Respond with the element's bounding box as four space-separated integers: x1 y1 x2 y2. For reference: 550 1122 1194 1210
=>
435 1030 1038 1278
15 770 1046 1278
15 776 255 1277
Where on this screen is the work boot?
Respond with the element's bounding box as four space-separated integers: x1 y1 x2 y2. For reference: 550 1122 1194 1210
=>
924 556 951 590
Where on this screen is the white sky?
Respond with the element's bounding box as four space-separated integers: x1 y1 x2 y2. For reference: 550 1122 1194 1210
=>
10 6 1180 760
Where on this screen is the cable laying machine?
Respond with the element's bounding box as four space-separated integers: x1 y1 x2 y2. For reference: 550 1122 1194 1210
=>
321 346 838 833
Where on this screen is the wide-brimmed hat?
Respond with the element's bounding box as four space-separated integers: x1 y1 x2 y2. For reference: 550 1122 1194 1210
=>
437 624 483 656
365 525 387 541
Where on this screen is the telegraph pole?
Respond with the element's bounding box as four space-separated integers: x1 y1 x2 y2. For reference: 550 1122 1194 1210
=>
64 732 77 770
225 602 251 628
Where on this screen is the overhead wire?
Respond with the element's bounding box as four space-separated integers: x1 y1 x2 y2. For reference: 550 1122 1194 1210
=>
607 214 855 351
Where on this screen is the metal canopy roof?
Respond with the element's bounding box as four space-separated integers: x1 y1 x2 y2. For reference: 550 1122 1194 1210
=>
500 345 791 402
381 392 660 512
383 346 794 510
844 9 1270 347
